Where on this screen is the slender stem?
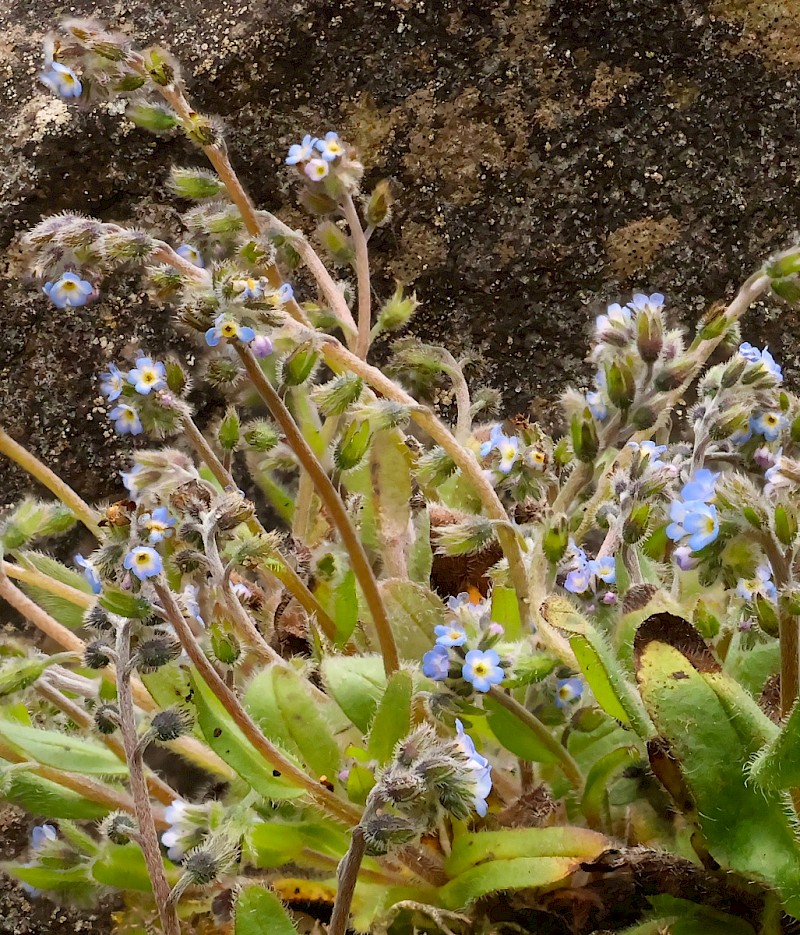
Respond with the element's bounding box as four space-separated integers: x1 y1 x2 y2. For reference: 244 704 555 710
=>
0 564 233 780
439 354 473 443
36 680 176 807
310 334 535 633
290 236 358 340
328 825 367 935
487 686 582 789
236 346 399 676
761 533 798 716
154 581 363 826
552 463 592 514
181 411 339 642
0 427 101 537
342 195 372 359
4 561 92 609
116 622 181 935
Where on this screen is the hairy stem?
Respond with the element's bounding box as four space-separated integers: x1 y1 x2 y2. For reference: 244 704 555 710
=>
3 561 92 609
0 427 101 537
761 533 798 716
439 352 473 443
116 622 181 935
341 195 372 358
328 825 367 935
236 345 399 676
154 581 363 825
487 686 582 789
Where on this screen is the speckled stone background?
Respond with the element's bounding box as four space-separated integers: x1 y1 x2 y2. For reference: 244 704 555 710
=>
2 0 800 509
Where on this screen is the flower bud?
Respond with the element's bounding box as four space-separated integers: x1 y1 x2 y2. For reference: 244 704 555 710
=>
755 594 780 637
774 504 797 546
218 408 240 452
317 220 354 265
150 708 195 743
298 187 338 215
542 516 569 563
721 355 747 388
137 638 181 673
205 358 242 388
631 406 657 430
126 103 178 134
83 604 113 632
375 285 419 334
169 167 224 200
636 309 663 362
365 180 393 227
781 590 800 616
210 624 241 666
570 411 599 463
94 703 120 735
84 641 112 670
242 420 279 453
282 341 318 386
334 420 372 471
142 46 179 85
164 358 189 396
654 358 694 391
604 361 636 410
183 846 230 884
623 503 651 544
771 278 800 304
697 311 730 341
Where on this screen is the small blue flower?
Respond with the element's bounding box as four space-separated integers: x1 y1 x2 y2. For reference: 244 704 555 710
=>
40 62 81 98
731 425 753 446
315 131 345 162
682 502 719 552
182 584 205 627
596 302 632 334
74 554 101 594
304 158 330 181
109 404 143 436
422 644 451 681
462 648 504 693
629 440 668 469
555 677 584 709
251 335 274 359
628 292 665 312
128 357 166 395
586 390 607 421
286 134 318 165
680 469 718 503
738 342 783 383
233 277 264 300
737 565 777 603
140 506 176 544
30 824 58 850
123 546 162 580
43 272 93 308
589 556 616 584
454 719 492 817
435 623 468 647
564 567 592 593
480 425 504 458
497 435 519 473
751 411 785 442
276 283 294 303
176 244 205 268
121 464 145 498
205 315 256 347
738 342 761 363
100 363 126 401
673 546 698 571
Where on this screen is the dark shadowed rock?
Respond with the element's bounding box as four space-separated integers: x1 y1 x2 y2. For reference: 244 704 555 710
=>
1 0 799 510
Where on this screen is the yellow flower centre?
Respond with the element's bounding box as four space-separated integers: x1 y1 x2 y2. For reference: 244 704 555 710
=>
61 281 78 292
765 415 779 426
472 662 489 677
134 552 150 566
221 322 237 337
142 371 156 384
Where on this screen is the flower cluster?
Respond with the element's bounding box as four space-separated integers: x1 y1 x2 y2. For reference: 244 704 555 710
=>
286 132 345 181
99 355 173 436
422 593 506 693
562 540 616 597
666 468 720 554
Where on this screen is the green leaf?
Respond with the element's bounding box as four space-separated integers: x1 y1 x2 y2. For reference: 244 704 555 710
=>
490 586 522 641
370 429 412 570
749 693 800 791
99 585 153 619
0 653 76 697
190 672 304 800
3 863 91 893
483 696 561 763
580 745 641 827
320 656 387 733
235 885 298 935
248 821 346 867
16 552 92 630
445 827 608 877
126 102 179 133
544 597 653 737
92 844 166 892
332 570 359 647
367 671 412 764
244 668 301 757
439 857 587 910
377 579 445 660
0 719 127 775
272 667 341 779
2 762 108 819
408 509 433 586
346 762 375 805
636 636 800 916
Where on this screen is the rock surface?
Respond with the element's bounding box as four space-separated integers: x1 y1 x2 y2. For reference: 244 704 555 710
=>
3 0 800 504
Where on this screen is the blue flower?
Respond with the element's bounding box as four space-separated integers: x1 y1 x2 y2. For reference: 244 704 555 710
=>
628 292 665 312
30 824 58 850
121 464 145 498
555 677 584 709
682 502 719 551
629 440 668 469
182 584 205 626
738 343 783 383
251 335 274 359
731 425 753 446
123 546 162 580
286 134 318 165
751 411 785 442
40 62 81 98
422 644 450 681
589 556 616 584
497 436 519 473
596 302 632 335
109 404 143 436
315 132 345 162
128 357 166 395
140 506 176 544
737 564 777 603
74 554 101 594
564 567 592 594
43 272 93 308
205 315 256 347
304 158 330 181
480 425 504 457
233 277 264 300
586 389 607 421
673 545 698 571
454 719 492 817
462 649 504 692
680 469 718 503
176 244 205 268
435 623 468 647
100 363 126 401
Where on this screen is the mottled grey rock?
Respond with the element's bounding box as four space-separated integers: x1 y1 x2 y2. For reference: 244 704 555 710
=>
2 0 800 506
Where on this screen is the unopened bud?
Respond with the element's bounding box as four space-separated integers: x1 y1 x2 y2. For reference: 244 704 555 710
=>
205 358 242 388
365 180 393 227
218 408 240 451
282 341 318 386
210 624 241 666
605 361 636 410
242 420 279 453
636 310 663 362
376 285 419 334
150 708 194 743
298 187 338 215
83 604 113 632
334 420 372 471
774 504 797 546
721 355 747 388
317 221 354 265
570 411 599 463
542 517 569 563
631 406 656 429
754 594 780 637
654 359 694 391
623 503 651 544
